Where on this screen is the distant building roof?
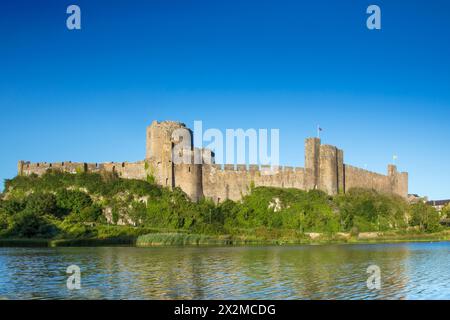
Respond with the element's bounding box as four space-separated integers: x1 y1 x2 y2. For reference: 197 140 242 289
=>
427 200 450 207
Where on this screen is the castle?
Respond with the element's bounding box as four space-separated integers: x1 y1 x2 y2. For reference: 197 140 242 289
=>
18 120 408 201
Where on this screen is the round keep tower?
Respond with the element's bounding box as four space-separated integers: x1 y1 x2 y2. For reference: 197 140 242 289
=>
146 121 203 201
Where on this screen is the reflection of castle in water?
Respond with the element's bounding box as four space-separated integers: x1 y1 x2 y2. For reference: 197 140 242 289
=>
18 120 408 202
78 246 411 300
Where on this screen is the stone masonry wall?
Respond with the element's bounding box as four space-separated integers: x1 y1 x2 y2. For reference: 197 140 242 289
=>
202 164 306 202
344 164 392 194
343 164 408 198
18 120 409 202
18 160 147 180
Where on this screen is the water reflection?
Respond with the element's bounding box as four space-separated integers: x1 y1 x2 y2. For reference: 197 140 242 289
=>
0 242 449 300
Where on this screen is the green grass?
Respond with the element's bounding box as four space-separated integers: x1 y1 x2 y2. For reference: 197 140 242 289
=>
0 238 49 247
356 230 450 243
135 229 450 247
50 237 136 247
136 233 228 246
1 229 450 248
135 232 287 246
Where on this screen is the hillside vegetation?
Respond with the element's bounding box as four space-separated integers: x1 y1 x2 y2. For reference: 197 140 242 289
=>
0 171 445 245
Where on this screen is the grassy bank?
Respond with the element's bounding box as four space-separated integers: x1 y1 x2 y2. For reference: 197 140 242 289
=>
0 238 50 247
1 229 450 248
0 236 136 247
50 237 136 247
135 230 450 247
352 230 450 244
136 233 230 246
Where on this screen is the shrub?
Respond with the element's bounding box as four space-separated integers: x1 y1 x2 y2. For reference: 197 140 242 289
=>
442 204 450 219
56 189 93 216
0 199 25 216
235 187 338 233
24 193 58 217
409 202 441 232
2 171 445 241
335 188 408 232
9 210 57 238
64 205 104 223
6 171 162 198
127 201 147 226
0 212 9 231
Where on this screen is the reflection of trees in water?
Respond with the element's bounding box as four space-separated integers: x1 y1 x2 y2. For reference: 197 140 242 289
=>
100 247 217 299
2 248 69 299
3 245 412 299
273 245 411 300
99 245 412 300
223 245 411 300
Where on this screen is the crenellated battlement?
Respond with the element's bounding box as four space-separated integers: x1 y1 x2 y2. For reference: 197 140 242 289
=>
18 120 409 202
18 160 147 180
203 164 305 173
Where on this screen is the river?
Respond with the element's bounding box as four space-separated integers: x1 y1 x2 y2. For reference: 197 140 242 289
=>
0 242 449 300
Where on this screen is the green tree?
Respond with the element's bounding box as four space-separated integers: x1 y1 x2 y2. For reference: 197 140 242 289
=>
25 193 58 217
441 203 450 219
64 205 104 223
335 188 408 232
0 212 9 231
56 189 93 216
9 210 57 238
409 202 441 232
0 199 25 215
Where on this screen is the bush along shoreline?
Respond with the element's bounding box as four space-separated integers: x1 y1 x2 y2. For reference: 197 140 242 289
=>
0 170 449 247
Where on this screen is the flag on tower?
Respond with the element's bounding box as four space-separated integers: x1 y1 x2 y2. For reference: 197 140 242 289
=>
317 125 323 138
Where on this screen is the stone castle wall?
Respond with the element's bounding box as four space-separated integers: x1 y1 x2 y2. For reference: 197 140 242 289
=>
18 120 409 202
18 160 147 180
344 165 390 192
343 164 408 198
202 165 306 202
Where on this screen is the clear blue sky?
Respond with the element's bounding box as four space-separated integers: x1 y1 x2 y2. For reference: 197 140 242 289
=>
1 0 449 199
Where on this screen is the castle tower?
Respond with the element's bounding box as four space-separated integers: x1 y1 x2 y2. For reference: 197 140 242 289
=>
337 148 345 193
388 164 408 198
319 145 338 195
305 137 321 190
146 120 203 201
146 121 188 188
17 160 24 176
397 172 409 198
174 155 203 201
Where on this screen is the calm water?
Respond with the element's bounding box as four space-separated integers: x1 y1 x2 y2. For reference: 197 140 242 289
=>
0 242 449 300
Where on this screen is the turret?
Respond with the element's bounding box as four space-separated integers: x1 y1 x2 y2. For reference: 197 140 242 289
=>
388 164 408 198
146 121 188 188
17 160 25 176
337 148 345 193
319 144 338 195
146 120 203 201
174 155 203 201
305 137 321 190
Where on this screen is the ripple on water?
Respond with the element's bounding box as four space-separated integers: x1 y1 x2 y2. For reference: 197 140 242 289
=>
1 243 450 299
